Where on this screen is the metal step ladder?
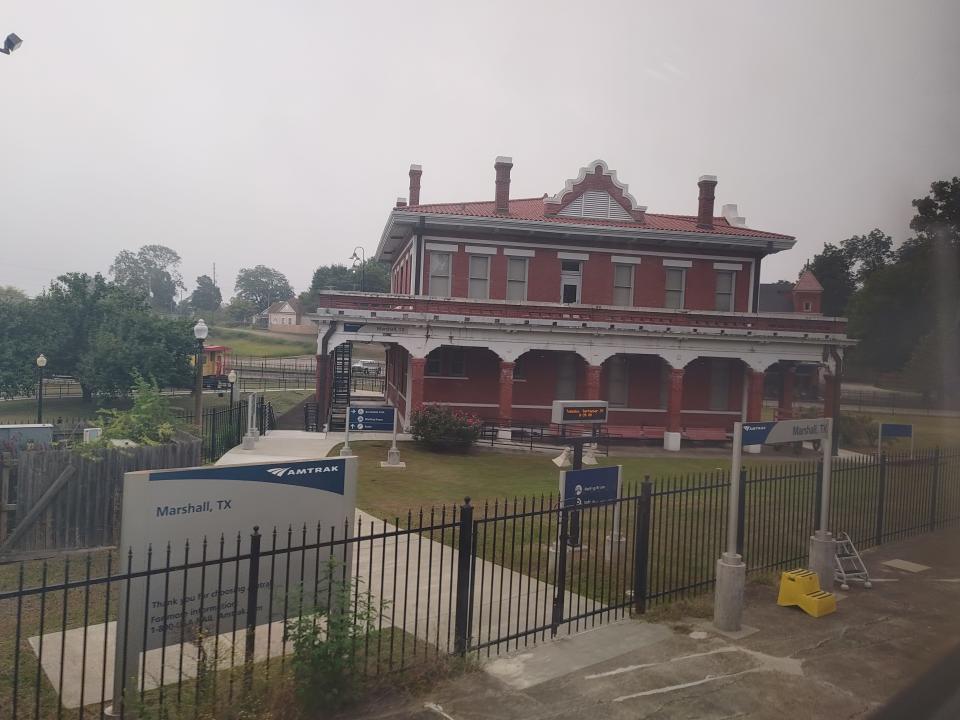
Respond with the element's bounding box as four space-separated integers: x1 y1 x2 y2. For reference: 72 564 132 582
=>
835 531 872 590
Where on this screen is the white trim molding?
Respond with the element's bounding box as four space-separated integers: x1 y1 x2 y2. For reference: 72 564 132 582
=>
425 242 458 252
714 262 743 271
545 159 644 211
663 259 693 268
611 255 643 265
558 251 589 261
465 245 497 255
504 247 536 257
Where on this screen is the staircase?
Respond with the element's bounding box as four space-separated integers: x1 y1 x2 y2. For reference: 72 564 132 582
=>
328 343 352 431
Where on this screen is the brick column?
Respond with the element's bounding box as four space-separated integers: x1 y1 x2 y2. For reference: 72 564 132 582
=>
410 357 427 414
778 366 796 419
584 364 602 401
663 368 684 451
498 362 515 421
747 370 765 422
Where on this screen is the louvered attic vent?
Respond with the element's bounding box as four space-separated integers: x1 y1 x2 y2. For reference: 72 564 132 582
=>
558 191 634 221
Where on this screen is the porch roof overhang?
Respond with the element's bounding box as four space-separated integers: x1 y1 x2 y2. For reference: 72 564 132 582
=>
375 211 795 264
309 291 854 369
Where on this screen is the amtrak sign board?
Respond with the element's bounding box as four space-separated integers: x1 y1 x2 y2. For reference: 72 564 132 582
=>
348 406 395 431
115 457 357 661
740 418 831 446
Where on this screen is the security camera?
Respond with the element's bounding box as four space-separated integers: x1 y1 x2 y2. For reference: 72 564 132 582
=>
1 33 23 55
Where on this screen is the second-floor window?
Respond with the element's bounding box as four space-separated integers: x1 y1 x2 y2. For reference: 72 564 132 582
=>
468 255 489 299
429 252 451 297
715 270 735 312
613 264 633 306
665 268 686 309
507 257 527 302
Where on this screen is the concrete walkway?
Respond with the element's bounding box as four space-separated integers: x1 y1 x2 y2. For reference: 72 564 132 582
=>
347 527 960 719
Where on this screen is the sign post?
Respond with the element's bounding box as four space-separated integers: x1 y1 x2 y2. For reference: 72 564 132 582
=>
380 408 406 469
878 422 914 458
340 404 352 456
714 417 833 632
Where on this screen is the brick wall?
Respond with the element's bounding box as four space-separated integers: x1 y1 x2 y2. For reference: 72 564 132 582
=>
406 238 755 311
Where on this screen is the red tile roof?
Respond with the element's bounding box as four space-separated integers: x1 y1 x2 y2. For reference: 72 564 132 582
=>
394 197 792 240
794 270 824 292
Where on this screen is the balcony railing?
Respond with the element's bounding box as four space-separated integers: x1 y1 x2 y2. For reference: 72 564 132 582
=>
314 291 848 336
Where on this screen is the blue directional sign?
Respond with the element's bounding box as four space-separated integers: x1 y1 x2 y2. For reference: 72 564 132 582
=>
880 423 913 439
348 406 395 431
562 465 620 508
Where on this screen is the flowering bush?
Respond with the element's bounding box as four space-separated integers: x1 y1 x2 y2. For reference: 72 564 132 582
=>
410 405 482 450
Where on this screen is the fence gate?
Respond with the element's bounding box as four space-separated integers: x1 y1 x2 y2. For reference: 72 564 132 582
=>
462 484 651 656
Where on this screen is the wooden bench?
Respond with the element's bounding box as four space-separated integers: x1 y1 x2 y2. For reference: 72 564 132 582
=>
607 425 666 441
682 427 728 442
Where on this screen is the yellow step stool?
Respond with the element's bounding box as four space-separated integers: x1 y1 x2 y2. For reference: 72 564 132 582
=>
777 569 836 618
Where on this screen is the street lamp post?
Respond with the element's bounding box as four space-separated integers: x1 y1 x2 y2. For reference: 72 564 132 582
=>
349 247 366 292
36 354 47 423
193 319 209 430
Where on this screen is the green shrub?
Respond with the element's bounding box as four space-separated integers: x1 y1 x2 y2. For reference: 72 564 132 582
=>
838 412 878 448
410 405 482 450
286 565 385 716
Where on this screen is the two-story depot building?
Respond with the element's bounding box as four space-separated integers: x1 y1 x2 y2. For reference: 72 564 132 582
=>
312 158 852 450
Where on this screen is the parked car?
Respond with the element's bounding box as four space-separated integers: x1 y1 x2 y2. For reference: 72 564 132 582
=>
352 359 382 376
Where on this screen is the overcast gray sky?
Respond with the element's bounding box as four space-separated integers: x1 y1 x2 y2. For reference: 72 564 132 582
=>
2 0 959 299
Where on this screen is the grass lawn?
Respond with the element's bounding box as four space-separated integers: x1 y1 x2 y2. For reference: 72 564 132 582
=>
207 326 316 357
341 440 801 522
846 411 960 452
0 389 313 424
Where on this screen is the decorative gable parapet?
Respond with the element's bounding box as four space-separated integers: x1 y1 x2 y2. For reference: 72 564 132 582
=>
543 159 647 222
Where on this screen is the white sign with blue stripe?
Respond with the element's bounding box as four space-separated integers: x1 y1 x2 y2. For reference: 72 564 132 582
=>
116 457 357 654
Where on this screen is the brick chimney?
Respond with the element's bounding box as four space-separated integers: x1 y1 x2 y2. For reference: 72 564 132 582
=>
395 197 407 208
494 156 513 214
408 164 422 206
697 175 717 228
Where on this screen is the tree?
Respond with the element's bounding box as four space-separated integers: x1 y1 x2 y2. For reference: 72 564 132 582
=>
805 244 856 317
234 265 293 312
847 179 960 376
0 286 28 302
301 259 390 310
223 296 259 324
189 274 222 313
840 228 894 285
110 244 185 312
0 273 196 401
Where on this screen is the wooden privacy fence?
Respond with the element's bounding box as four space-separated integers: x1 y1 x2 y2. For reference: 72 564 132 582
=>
0 439 201 559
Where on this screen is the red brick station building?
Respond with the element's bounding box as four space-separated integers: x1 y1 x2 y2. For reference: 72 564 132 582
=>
312 159 852 450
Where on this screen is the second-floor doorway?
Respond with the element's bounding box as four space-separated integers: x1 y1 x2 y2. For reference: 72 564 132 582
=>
561 260 581 303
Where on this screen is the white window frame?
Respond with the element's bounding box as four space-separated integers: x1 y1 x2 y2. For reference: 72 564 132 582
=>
429 251 451 298
665 268 686 309
506 256 528 302
468 254 490 299
715 270 736 312
612 263 634 307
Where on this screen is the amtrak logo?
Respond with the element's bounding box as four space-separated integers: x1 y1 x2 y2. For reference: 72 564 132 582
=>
266 464 340 478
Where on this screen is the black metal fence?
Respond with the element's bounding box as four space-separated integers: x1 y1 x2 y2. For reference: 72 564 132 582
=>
179 398 274 464
350 376 386 395
2 449 959 719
